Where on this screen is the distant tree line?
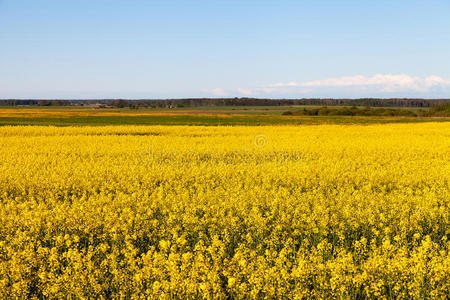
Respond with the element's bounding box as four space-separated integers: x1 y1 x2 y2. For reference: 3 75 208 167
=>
0 100 70 106
1 98 450 108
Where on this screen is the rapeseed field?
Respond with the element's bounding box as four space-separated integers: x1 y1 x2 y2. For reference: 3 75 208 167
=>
0 123 448 298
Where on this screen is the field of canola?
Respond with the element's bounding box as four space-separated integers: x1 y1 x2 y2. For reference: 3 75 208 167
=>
0 123 449 298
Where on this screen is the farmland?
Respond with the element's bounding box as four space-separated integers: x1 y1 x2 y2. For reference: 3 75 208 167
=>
0 122 449 298
0 107 448 126
3 0 450 297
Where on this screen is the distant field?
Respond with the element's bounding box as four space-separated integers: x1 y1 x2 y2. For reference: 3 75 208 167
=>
0 107 446 126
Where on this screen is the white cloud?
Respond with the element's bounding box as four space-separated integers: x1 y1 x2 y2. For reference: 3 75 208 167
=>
237 88 253 96
201 88 228 97
211 88 227 96
270 74 450 90
240 74 450 97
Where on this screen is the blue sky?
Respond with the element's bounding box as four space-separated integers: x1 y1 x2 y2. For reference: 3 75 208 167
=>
1 0 450 99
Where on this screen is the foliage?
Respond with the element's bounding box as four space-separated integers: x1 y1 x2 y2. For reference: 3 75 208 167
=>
286 104 450 117
424 103 450 117
288 106 419 117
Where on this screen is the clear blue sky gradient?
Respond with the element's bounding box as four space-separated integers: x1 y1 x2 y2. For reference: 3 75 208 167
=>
1 0 449 98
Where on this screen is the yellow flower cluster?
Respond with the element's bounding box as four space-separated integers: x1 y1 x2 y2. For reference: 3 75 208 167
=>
0 123 449 298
